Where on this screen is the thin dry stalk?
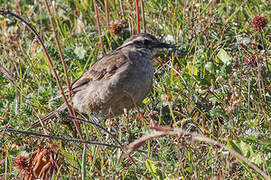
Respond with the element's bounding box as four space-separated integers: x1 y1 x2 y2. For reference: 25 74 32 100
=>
5 113 139 165
44 0 82 139
0 9 69 128
119 0 124 17
139 0 145 33
0 65 15 82
67 116 136 164
5 127 147 153
105 0 110 28
259 32 270 72
127 126 270 180
93 0 104 56
127 131 168 154
5 128 121 148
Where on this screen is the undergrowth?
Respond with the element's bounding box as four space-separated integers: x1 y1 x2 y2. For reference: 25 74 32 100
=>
0 0 271 179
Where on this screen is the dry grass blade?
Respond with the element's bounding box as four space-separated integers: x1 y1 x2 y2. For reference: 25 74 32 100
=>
0 8 70 131
105 0 109 29
127 131 168 155
5 128 121 148
0 65 15 82
140 0 145 33
119 0 124 17
93 0 104 56
43 0 82 139
127 125 270 180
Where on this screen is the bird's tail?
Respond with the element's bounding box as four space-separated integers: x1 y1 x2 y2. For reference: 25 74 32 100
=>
30 104 67 128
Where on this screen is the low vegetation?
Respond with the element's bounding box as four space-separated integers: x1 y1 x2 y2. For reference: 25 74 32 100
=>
0 0 270 179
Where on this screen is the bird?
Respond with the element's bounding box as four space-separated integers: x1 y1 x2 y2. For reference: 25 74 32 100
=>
32 33 174 127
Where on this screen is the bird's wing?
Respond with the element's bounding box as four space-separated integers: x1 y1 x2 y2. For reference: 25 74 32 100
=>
71 50 128 91
48 50 128 102
32 50 129 127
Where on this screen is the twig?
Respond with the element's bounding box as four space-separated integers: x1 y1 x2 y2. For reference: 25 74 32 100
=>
0 65 16 82
4 127 148 154
6 128 118 148
67 115 136 164
105 0 110 29
0 8 71 133
259 32 270 73
119 0 124 18
93 0 104 56
67 115 125 150
43 0 82 139
139 0 145 33
127 126 270 180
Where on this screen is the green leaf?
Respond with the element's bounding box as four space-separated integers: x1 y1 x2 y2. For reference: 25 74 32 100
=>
228 140 243 156
145 159 157 174
187 62 198 76
217 48 231 65
142 97 150 104
239 141 263 166
250 152 263 166
205 62 215 73
239 141 252 157
74 46 87 60
36 52 50 71
59 142 77 166
81 144 87 179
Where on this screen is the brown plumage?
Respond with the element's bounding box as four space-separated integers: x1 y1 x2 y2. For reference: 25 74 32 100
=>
32 33 174 127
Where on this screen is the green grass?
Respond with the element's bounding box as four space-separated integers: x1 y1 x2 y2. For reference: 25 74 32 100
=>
1 0 271 179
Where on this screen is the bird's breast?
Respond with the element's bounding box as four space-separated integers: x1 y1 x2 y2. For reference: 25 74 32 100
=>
125 56 154 103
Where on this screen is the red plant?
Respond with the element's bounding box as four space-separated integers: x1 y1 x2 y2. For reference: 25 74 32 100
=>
135 0 141 33
14 147 60 180
252 14 268 32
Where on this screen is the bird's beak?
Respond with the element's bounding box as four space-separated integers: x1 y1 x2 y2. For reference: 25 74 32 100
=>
154 42 175 49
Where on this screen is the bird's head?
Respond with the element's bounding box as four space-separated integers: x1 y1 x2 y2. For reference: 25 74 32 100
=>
120 33 174 55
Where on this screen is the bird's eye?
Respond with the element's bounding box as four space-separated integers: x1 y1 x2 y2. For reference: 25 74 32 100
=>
143 39 151 45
